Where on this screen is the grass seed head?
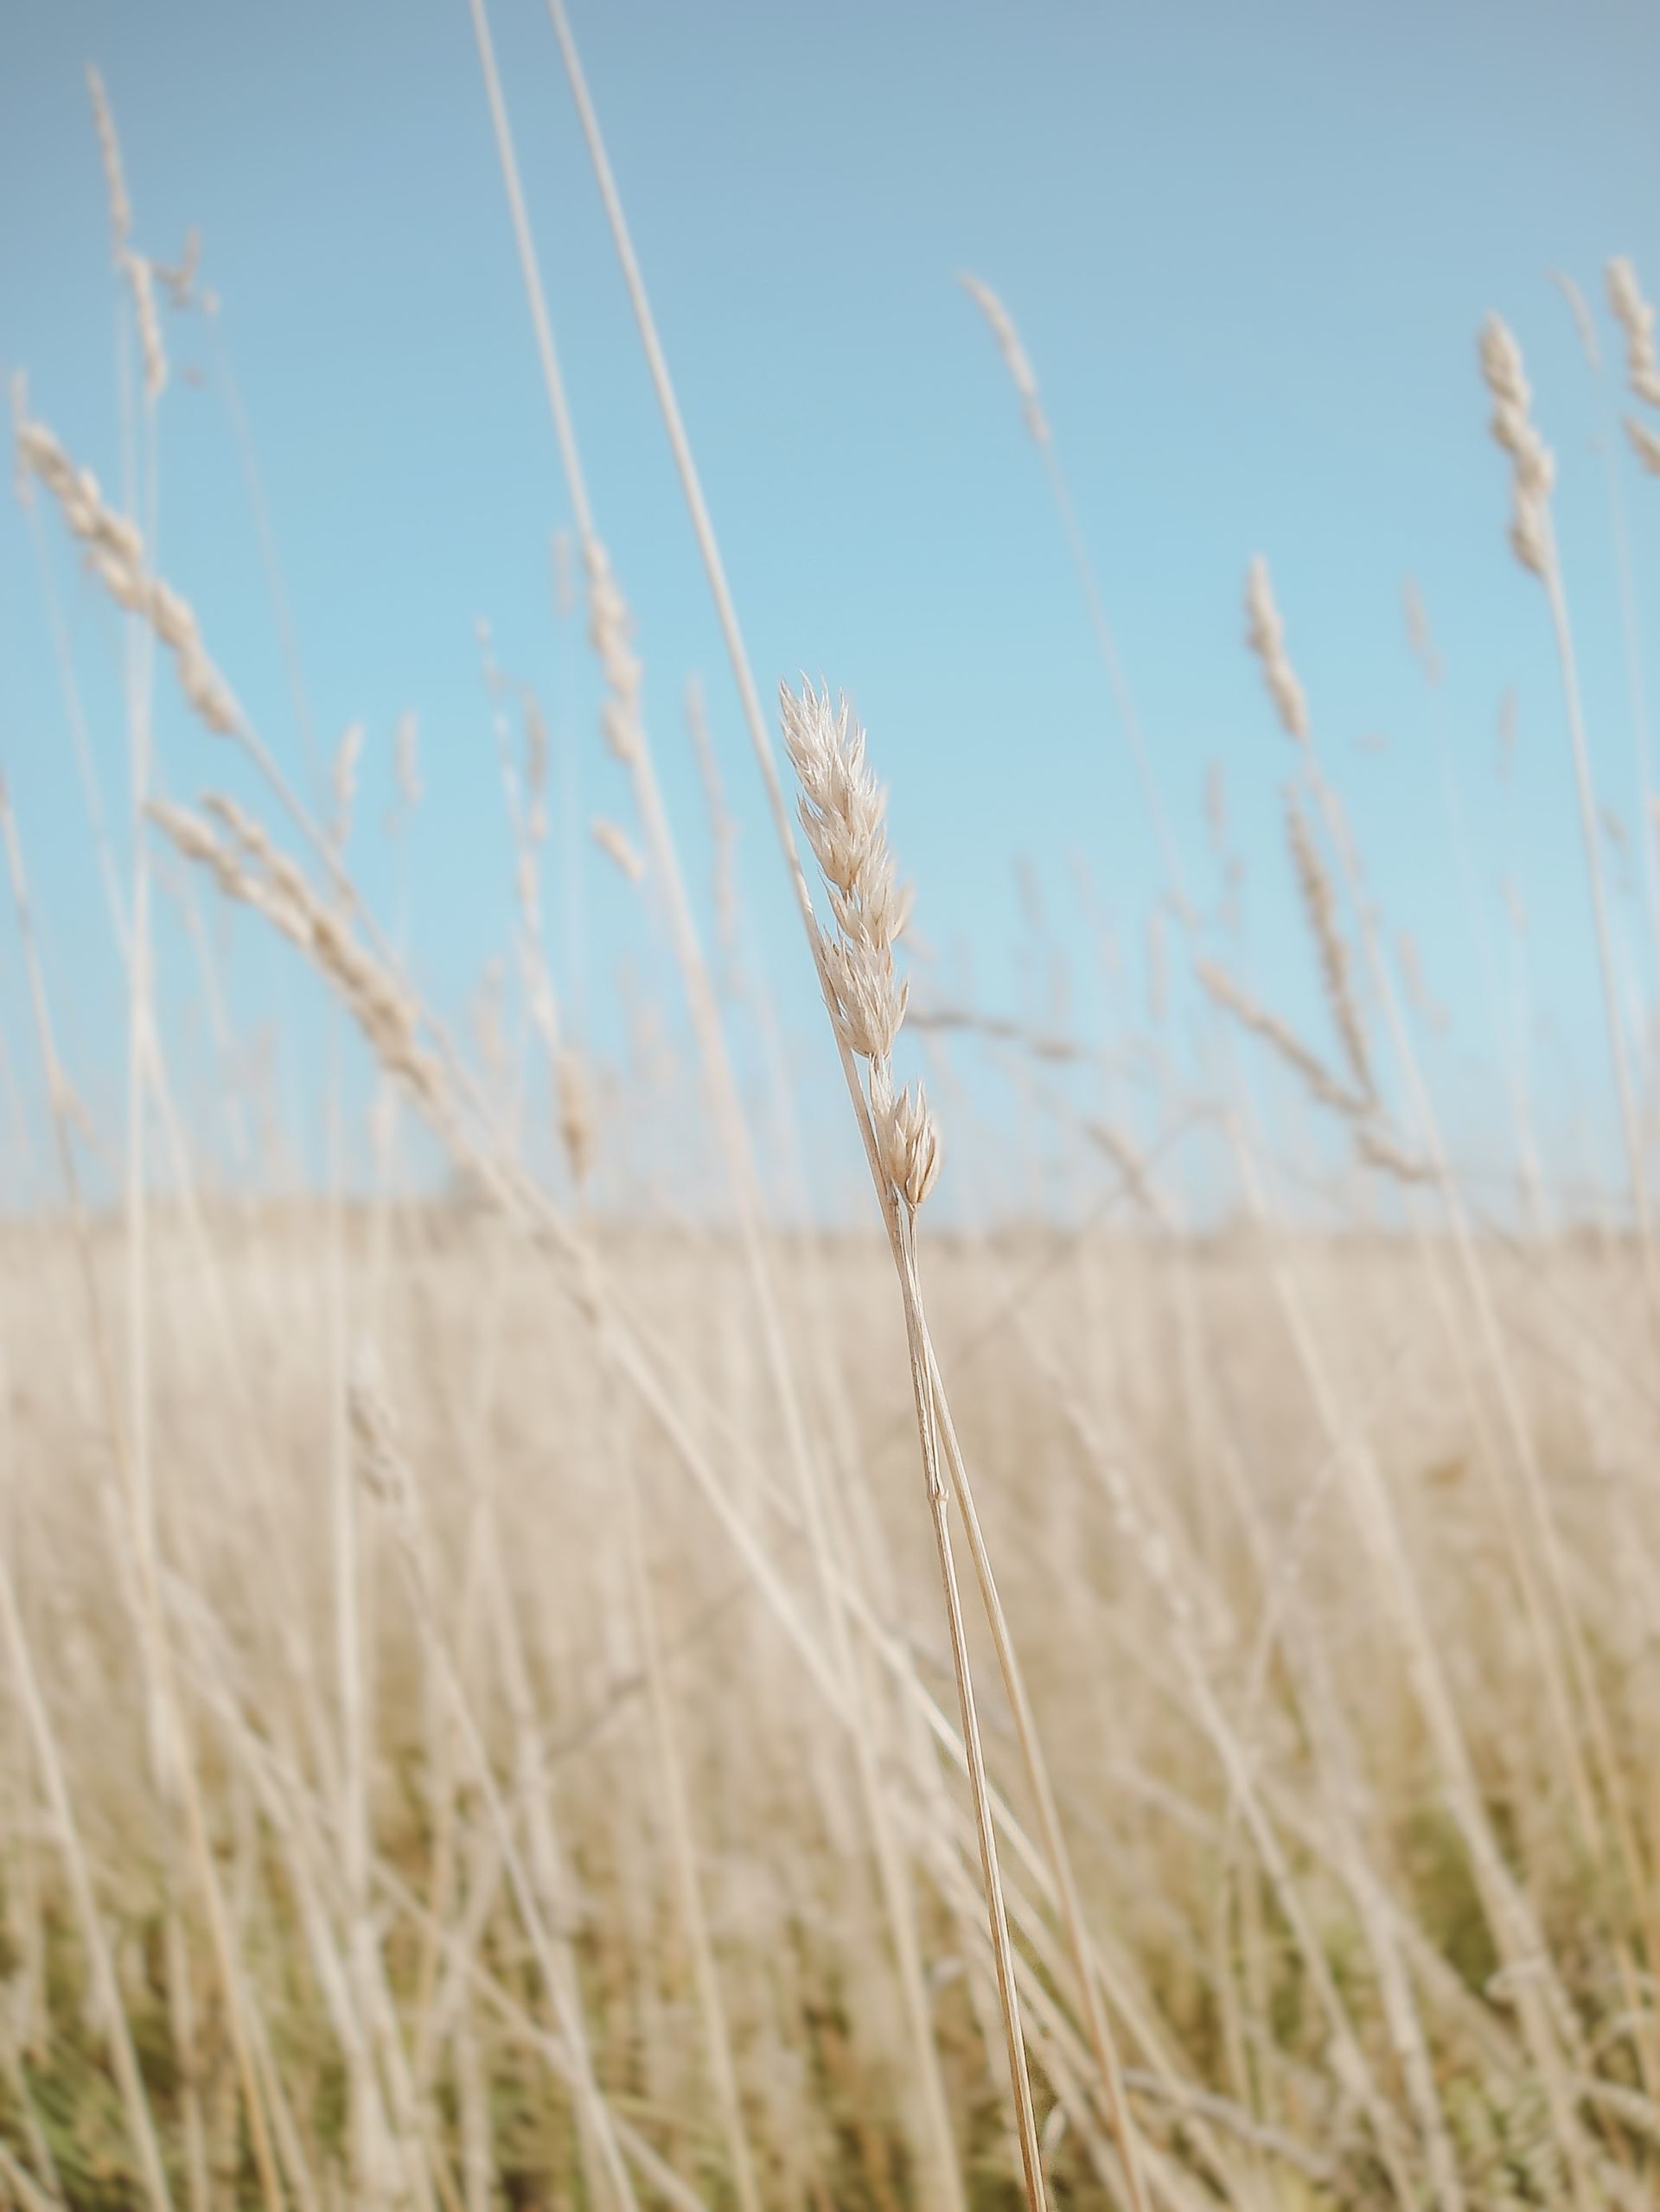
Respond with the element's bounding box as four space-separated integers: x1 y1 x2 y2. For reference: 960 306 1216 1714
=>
1478 315 1555 576
1606 256 1660 409
584 533 644 763
878 1078 942 1210
124 252 168 403
961 272 1050 445
1244 558 1309 743
86 67 131 255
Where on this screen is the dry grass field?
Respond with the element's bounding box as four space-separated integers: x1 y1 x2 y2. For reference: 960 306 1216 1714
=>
4 1212 1659 2209
8 16 1660 2212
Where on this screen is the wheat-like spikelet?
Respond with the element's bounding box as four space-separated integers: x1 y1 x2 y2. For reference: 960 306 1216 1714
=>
150 798 442 1112
872 1061 943 1212
86 67 131 254
1478 316 1555 577
1625 416 1660 475
780 682 939 1211
15 415 141 570
149 797 278 914
960 274 1050 446
1244 556 1309 743
591 816 646 883
83 73 168 401
1606 256 1660 409
584 534 644 764
124 252 169 404
15 414 239 733
1284 785 1373 1100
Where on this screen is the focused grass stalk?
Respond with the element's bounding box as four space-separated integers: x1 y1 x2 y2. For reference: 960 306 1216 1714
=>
780 679 1048 2210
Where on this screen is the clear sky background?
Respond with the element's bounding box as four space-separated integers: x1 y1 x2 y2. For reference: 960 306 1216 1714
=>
4 0 1660 1215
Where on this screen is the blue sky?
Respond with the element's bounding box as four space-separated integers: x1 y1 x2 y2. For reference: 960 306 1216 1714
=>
3 0 1660 1213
